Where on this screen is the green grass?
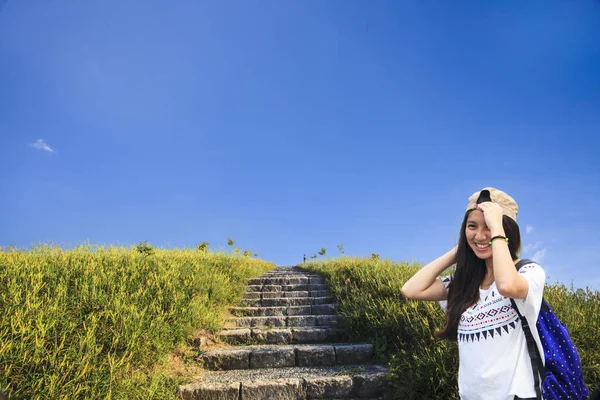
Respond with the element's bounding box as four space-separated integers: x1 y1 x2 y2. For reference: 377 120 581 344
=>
3 246 597 399
300 257 600 400
0 245 274 399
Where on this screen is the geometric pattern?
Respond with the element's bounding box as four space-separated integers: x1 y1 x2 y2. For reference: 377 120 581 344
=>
460 304 513 323
458 320 518 342
441 274 523 344
456 287 521 343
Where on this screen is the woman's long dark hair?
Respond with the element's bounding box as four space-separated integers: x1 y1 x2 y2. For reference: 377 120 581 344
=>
435 210 521 341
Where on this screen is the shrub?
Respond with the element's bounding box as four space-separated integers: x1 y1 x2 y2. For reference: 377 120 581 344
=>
195 242 209 253
135 241 154 256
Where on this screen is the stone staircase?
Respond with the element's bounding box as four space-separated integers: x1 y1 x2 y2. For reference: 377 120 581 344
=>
178 266 391 400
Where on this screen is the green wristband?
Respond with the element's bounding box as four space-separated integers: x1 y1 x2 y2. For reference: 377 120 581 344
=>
489 236 509 245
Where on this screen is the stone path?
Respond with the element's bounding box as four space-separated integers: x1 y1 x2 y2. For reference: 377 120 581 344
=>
178 266 391 399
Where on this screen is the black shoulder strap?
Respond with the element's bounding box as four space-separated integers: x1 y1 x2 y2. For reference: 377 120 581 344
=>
512 258 545 400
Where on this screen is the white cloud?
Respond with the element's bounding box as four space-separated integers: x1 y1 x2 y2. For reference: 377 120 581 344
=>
523 242 541 253
523 241 546 263
526 225 534 234
531 248 547 264
31 139 55 153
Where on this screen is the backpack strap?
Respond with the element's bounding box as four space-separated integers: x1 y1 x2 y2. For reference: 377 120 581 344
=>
511 259 545 400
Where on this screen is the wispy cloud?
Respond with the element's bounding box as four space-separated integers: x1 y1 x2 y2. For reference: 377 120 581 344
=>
523 241 546 263
526 224 534 233
531 248 547 263
31 139 55 153
523 242 541 253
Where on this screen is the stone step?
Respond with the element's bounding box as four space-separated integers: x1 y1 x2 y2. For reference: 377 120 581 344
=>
260 291 311 299
247 276 326 286
260 272 311 277
261 274 321 277
245 283 328 292
243 290 331 300
199 344 373 370
226 314 344 328
178 364 390 400
230 304 338 317
255 273 322 277
217 327 347 345
243 296 335 307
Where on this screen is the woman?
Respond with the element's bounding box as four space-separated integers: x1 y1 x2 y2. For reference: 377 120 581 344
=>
401 187 546 400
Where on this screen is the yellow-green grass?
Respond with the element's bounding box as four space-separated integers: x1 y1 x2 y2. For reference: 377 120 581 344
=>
300 257 600 400
0 245 274 399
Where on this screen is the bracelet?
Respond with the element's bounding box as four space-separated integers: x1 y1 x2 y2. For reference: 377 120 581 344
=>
489 236 509 245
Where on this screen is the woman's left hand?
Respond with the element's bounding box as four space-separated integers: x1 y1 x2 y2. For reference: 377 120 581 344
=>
476 202 504 232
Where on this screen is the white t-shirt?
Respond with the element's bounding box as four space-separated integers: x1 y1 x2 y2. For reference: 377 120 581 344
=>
439 261 546 400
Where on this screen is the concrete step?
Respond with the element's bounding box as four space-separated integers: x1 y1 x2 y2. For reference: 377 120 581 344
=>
252 273 322 278
247 276 326 286
199 343 373 370
230 304 338 317
260 291 310 299
259 290 331 299
226 314 344 328
243 296 335 307
260 271 312 277
217 327 347 345
242 290 332 300
178 364 391 400
245 283 328 292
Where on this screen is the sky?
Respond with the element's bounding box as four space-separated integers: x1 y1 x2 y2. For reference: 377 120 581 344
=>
1 0 599 290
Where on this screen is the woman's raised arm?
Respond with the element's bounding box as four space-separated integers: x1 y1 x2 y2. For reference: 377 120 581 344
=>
401 246 457 301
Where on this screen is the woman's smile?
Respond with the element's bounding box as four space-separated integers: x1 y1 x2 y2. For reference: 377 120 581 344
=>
466 211 492 258
474 242 490 251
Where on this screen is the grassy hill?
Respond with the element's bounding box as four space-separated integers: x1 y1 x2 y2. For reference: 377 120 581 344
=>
0 245 274 399
1 247 598 399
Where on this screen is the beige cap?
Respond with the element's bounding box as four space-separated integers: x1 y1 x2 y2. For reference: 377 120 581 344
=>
466 187 518 222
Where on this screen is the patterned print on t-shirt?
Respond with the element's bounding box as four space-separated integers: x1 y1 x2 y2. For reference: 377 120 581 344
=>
458 287 519 343
441 275 521 343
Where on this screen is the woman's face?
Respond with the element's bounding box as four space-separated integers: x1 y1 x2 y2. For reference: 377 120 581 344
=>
465 209 493 260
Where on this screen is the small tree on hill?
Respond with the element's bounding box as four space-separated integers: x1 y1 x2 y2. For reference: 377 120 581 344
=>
318 247 327 256
371 253 380 261
196 241 209 253
337 244 345 255
135 241 154 257
227 237 235 246
243 250 252 257
311 254 317 259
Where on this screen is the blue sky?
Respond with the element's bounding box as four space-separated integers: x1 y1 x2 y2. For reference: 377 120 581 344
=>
1 1 599 290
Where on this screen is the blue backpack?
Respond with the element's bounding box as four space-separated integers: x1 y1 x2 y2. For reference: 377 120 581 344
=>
510 259 589 400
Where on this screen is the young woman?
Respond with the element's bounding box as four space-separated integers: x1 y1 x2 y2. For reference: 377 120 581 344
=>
401 187 546 400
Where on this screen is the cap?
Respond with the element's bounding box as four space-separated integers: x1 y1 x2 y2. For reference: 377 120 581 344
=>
466 187 518 222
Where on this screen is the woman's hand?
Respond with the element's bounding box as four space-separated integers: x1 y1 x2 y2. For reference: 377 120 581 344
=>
476 202 504 233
